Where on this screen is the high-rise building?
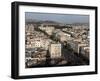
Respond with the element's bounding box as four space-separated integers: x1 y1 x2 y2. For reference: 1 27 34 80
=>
49 43 61 59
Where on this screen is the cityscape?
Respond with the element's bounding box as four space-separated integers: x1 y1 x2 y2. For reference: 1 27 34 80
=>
25 12 90 68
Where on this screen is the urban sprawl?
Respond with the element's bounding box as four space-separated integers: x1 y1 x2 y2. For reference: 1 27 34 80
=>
25 21 89 68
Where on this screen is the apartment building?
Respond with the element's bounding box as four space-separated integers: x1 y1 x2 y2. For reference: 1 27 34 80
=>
49 43 61 58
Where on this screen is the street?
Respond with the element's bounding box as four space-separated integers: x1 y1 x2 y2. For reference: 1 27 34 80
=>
62 45 89 66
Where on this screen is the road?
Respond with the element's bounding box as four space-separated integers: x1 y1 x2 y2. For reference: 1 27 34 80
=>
33 28 89 66
62 46 89 66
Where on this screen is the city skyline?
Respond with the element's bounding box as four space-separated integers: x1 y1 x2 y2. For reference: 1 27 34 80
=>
25 12 90 68
25 12 89 24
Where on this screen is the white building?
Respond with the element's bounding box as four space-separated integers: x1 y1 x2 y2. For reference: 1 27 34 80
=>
58 31 71 42
49 43 61 58
26 36 51 50
67 40 87 54
38 24 55 35
80 46 89 59
41 39 51 50
25 24 34 33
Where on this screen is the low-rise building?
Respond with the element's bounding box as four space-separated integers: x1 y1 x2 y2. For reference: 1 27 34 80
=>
56 31 71 42
25 24 34 33
38 24 55 35
67 40 88 54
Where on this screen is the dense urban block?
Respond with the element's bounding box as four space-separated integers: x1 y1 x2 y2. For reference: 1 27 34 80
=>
25 13 89 68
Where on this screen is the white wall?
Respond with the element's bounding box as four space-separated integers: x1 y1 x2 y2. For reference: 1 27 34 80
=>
0 0 99 81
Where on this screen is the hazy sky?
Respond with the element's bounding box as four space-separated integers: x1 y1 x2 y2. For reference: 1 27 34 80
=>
25 12 89 24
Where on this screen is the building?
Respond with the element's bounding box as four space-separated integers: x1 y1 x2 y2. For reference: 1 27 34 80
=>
25 24 34 33
49 43 61 59
41 39 52 50
80 46 89 59
38 24 55 35
58 31 71 42
26 36 51 50
67 40 88 54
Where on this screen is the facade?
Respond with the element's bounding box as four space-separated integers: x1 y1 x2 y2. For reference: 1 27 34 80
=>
57 31 71 42
25 24 34 33
49 43 61 58
26 36 51 50
39 24 55 35
80 46 89 59
67 40 88 54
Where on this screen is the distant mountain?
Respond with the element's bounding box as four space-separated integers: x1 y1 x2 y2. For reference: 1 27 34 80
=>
25 19 39 23
25 19 89 27
25 19 60 25
72 23 89 26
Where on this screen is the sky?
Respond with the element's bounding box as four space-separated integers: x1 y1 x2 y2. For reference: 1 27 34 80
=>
25 12 89 24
